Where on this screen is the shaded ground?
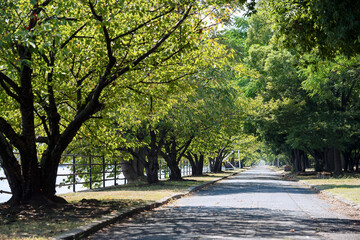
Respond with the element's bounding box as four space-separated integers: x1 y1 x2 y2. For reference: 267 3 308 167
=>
86 166 360 240
0 199 146 239
0 172 237 239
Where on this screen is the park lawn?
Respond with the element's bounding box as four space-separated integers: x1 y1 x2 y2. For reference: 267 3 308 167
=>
0 170 241 240
268 165 360 205
296 174 360 205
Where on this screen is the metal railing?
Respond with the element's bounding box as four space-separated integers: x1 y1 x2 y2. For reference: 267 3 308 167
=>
0 154 210 196
57 154 125 192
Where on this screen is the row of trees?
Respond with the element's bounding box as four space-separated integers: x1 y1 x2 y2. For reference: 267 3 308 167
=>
0 0 259 205
5 0 357 206
234 1 360 175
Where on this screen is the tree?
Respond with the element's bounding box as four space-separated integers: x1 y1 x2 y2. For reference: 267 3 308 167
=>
265 0 360 58
0 0 245 204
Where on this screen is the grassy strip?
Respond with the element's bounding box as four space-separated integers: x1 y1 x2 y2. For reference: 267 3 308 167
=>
0 170 242 240
269 166 360 206
296 174 360 205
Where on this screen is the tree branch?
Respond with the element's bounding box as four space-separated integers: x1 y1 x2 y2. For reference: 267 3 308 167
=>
111 7 175 41
60 23 87 49
109 3 193 83
0 117 25 151
0 71 21 102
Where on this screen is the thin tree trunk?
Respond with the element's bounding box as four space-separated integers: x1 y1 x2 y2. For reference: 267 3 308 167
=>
333 147 342 176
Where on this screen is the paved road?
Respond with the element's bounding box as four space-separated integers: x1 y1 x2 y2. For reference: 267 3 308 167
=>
87 166 360 239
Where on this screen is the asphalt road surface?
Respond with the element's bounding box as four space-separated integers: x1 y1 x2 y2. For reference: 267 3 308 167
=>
87 166 360 239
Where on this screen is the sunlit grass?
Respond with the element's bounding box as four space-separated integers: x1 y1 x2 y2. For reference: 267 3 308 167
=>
296 175 360 205
268 165 360 205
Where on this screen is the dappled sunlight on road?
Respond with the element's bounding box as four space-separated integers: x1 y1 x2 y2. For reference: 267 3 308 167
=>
87 166 360 240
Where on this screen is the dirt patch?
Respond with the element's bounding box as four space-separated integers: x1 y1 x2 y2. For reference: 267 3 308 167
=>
0 199 146 239
317 194 360 220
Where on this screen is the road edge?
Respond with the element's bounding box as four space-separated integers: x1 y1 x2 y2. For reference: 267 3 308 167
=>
53 170 242 240
282 173 360 211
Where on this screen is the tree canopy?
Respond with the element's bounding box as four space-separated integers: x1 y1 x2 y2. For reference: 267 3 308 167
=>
0 0 247 204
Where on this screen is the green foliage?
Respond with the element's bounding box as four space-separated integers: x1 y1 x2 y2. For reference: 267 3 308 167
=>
0 0 251 201
264 0 360 58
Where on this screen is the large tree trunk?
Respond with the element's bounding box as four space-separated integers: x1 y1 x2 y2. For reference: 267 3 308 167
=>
120 147 146 183
290 149 307 173
160 136 193 181
146 154 159 184
167 160 182 181
323 148 333 172
144 129 165 184
322 147 342 175
185 152 204 176
210 148 226 173
333 147 342 176
161 138 182 181
120 149 146 183
307 149 324 172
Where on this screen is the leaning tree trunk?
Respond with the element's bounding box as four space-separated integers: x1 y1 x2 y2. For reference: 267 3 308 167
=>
161 136 193 181
161 147 182 181
0 134 23 204
212 157 222 173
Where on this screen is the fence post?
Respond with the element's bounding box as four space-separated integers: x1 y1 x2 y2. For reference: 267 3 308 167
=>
72 155 76 192
89 156 92 189
180 161 183 176
188 160 190 175
102 156 106 188
114 160 117 186
159 159 162 180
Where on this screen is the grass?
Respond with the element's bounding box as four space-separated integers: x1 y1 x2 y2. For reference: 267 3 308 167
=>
296 174 360 205
0 170 242 240
269 166 360 205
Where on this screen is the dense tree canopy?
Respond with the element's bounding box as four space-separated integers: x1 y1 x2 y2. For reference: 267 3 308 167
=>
241 1 360 174
265 0 360 58
2 0 360 206
0 0 246 204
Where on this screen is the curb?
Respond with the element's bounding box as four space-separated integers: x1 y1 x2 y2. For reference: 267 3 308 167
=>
284 173 360 211
53 170 241 240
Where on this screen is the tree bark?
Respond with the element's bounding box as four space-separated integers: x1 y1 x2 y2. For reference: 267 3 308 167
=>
185 152 204 176
343 150 352 172
160 136 193 181
210 148 226 173
120 150 146 183
0 1 195 205
333 147 342 176
0 134 23 204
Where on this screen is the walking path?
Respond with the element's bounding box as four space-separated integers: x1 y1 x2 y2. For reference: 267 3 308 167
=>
86 166 360 239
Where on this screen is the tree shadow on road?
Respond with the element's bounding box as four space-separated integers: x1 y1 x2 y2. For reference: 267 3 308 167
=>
194 178 315 196
88 206 360 240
